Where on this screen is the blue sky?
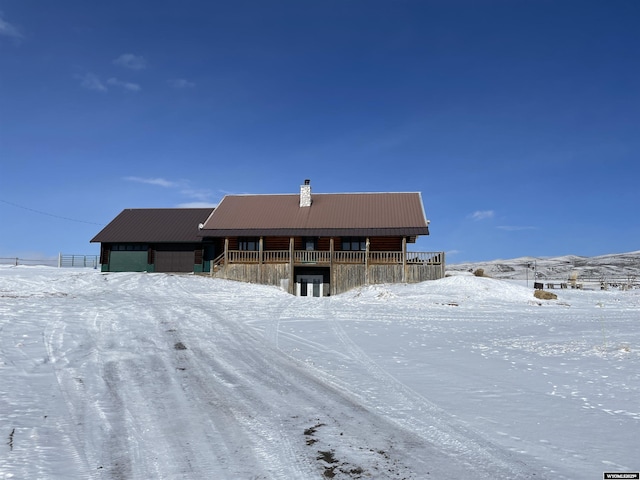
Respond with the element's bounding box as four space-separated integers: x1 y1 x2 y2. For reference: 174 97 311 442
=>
1 1 639 263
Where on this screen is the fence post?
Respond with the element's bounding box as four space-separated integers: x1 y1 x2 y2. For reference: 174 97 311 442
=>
58 253 62 268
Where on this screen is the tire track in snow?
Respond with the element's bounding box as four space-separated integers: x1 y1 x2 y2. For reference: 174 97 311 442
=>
1 296 91 480
250 297 503 479
167 277 320 479
181 285 429 478
43 311 101 479
260 296 542 478
323 302 543 479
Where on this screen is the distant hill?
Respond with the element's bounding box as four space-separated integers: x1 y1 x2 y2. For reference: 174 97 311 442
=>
447 251 640 284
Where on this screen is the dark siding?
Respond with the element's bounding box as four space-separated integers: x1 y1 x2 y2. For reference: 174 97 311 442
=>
154 245 197 272
370 237 403 251
317 237 331 251
265 237 290 250
100 245 110 265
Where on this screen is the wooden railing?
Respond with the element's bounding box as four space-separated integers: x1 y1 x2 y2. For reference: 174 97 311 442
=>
368 251 403 264
294 250 332 264
218 250 444 266
228 251 260 263
406 251 444 264
333 251 366 263
263 250 290 263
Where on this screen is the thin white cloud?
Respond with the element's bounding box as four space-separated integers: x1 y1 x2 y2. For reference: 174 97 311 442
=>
124 177 178 188
497 225 537 231
124 177 216 205
181 188 214 202
168 78 196 89
470 210 495 221
113 53 147 70
77 73 107 92
0 13 23 41
107 77 141 92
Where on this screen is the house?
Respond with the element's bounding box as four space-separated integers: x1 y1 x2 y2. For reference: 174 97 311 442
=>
91 208 215 273
199 180 444 296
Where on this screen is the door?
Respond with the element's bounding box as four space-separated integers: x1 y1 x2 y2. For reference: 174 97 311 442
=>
296 275 323 297
155 246 195 272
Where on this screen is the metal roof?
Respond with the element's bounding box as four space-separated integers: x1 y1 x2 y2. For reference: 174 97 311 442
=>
91 208 214 243
199 192 430 237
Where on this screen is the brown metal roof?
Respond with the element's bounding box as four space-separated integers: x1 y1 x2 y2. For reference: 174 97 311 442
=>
91 208 214 243
199 192 430 237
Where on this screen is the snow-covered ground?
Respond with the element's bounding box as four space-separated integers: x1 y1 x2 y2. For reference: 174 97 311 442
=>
1 266 638 479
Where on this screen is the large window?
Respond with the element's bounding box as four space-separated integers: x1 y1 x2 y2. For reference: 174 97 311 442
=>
341 237 366 251
238 237 259 251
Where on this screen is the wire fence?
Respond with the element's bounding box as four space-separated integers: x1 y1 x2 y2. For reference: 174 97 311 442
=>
0 254 100 268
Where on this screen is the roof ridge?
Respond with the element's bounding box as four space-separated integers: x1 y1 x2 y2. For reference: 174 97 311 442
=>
222 191 422 197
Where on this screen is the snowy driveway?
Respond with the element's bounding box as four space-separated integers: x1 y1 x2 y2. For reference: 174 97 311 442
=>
1 267 638 479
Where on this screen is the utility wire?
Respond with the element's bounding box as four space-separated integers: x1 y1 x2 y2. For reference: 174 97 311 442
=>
0 198 105 226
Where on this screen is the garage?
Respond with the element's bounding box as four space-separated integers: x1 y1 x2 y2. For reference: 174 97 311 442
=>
154 245 198 273
91 208 215 273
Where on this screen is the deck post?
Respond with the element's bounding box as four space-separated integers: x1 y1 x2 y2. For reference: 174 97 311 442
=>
441 251 446 278
402 237 407 283
329 237 334 295
365 237 370 285
289 237 295 294
224 238 229 279
259 236 264 283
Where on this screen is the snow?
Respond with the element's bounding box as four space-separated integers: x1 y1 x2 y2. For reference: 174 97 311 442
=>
1 265 638 479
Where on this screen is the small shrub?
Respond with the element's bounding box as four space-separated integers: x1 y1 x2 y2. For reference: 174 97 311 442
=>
534 290 557 300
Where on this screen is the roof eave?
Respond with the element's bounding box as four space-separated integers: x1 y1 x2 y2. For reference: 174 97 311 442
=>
199 227 430 237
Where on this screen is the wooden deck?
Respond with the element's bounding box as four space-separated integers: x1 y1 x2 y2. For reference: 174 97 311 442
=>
210 250 446 295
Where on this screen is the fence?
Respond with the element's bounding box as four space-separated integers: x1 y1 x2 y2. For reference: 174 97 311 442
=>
0 257 58 267
0 254 99 269
58 254 100 268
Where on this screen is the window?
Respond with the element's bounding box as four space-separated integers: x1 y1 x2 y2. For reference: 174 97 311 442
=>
341 237 366 251
111 244 148 251
303 237 317 251
238 237 259 251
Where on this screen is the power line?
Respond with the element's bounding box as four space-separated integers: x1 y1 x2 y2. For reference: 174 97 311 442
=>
0 198 105 226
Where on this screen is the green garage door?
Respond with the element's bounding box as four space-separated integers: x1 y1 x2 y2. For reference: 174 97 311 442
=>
109 250 149 272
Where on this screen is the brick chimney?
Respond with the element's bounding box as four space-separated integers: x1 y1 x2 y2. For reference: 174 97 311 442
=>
300 179 312 207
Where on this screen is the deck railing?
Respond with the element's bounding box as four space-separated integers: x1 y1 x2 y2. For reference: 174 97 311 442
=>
227 251 259 263
263 250 290 263
368 251 403 264
294 250 332 264
217 250 444 266
406 251 444 264
333 251 366 263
